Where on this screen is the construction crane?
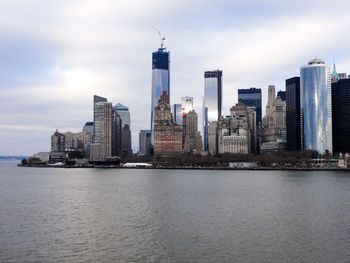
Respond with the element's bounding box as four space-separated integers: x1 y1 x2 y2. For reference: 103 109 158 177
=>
152 26 166 50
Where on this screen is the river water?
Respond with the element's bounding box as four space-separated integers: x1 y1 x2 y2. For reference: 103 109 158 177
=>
1 161 350 262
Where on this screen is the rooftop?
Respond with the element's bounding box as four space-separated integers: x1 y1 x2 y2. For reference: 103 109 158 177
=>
113 103 129 111
84 122 93 126
308 58 325 65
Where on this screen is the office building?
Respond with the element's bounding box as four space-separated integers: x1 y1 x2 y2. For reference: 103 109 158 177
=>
261 85 286 152
83 122 94 134
300 59 332 153
93 95 107 141
286 77 302 151
113 103 130 127
111 110 122 157
203 70 222 151
139 130 152 156
151 43 170 142
51 130 66 152
277 90 286 101
332 78 350 153
208 121 218 155
183 110 203 153
238 88 262 128
153 91 183 157
338 73 347 80
217 102 256 154
91 101 112 160
113 103 132 158
63 131 91 153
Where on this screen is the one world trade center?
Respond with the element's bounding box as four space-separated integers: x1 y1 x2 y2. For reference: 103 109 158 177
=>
150 42 170 143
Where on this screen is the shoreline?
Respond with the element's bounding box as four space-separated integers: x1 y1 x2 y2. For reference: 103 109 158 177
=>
17 164 350 171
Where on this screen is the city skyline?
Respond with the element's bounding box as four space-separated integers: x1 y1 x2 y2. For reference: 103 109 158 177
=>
2 0 350 155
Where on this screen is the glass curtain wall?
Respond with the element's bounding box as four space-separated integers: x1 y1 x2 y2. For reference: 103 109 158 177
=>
300 60 332 153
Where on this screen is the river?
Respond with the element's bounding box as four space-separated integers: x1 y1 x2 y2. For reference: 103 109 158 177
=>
1 161 350 262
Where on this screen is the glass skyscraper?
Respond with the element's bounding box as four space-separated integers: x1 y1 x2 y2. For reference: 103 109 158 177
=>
113 103 132 158
203 70 222 151
238 88 262 128
300 59 332 153
151 46 170 142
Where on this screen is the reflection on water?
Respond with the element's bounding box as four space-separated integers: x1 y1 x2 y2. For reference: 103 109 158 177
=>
1 162 350 262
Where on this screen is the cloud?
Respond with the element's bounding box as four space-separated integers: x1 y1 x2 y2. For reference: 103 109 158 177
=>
1 0 350 154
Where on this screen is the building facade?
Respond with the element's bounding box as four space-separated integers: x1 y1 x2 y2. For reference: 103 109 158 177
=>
238 88 262 128
151 45 170 142
63 131 91 153
51 130 66 152
111 110 122 157
286 77 302 151
92 102 112 160
208 121 218 155
83 122 94 134
183 110 203 153
93 95 107 141
332 78 350 153
301 59 332 153
203 70 222 151
277 90 286 102
113 103 132 158
153 92 183 157
139 129 152 156
217 102 255 154
261 85 286 152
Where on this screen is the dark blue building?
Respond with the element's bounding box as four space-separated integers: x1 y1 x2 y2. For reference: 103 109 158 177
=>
277 90 286 101
286 77 302 151
238 88 262 127
332 78 350 154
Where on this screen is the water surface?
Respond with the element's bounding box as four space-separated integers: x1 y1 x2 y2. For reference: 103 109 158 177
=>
1 162 350 262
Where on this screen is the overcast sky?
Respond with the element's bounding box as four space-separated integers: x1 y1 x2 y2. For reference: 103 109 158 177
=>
1 0 350 155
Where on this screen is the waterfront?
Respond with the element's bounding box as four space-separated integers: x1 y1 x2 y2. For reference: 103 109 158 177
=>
1 161 350 262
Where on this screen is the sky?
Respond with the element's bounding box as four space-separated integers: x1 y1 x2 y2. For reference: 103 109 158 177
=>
1 0 350 155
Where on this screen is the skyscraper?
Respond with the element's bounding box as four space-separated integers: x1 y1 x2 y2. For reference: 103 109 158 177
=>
92 102 112 159
139 130 152 156
238 88 262 128
286 77 302 151
261 85 286 153
93 95 107 141
153 91 182 157
183 110 203 153
300 59 332 153
151 44 170 142
332 78 350 153
217 102 256 154
113 103 132 158
203 70 222 151
83 122 94 134
111 110 122 157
